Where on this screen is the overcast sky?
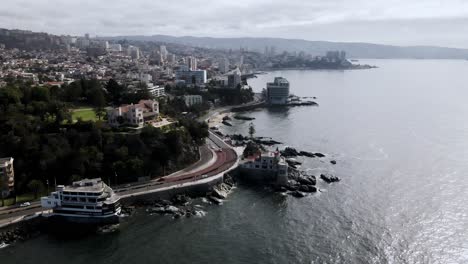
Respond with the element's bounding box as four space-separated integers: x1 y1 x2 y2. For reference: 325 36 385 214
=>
1 0 468 48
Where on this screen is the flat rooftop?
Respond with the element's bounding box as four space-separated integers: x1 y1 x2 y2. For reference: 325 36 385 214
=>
62 178 105 192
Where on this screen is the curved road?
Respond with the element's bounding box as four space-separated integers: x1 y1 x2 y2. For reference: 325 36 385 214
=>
0 131 238 226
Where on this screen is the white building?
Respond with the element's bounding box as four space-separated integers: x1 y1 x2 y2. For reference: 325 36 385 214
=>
40 178 121 224
148 85 166 97
107 100 159 127
240 151 288 185
187 56 198 70
0 157 14 197
184 95 203 107
160 45 168 60
175 69 207 86
267 77 290 105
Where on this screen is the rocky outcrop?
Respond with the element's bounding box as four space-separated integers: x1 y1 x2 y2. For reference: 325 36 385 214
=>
233 115 255 121
278 169 318 198
320 173 341 183
281 147 300 157
206 174 236 204
0 219 43 245
281 148 326 158
330 160 337 165
222 120 233 126
299 151 315 157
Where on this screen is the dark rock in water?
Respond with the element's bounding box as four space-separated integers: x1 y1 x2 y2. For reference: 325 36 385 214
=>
222 120 233 127
234 115 255 121
298 176 316 186
299 185 317 193
320 173 341 183
172 194 190 206
281 147 299 157
314 153 326 158
291 191 306 198
299 151 316 158
210 126 218 130
222 116 232 121
229 134 248 141
330 160 337 165
214 131 224 137
254 139 282 146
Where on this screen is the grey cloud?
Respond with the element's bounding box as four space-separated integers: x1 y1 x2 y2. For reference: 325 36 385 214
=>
1 0 468 48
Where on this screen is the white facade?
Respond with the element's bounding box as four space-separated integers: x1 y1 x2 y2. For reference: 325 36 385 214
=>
187 56 197 70
160 45 168 60
107 100 159 127
267 77 290 105
148 85 166 97
240 151 288 185
184 95 203 107
41 178 121 222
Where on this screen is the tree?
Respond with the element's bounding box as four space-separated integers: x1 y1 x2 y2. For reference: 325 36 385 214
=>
65 82 82 103
27 179 45 199
248 122 256 139
90 87 106 120
0 86 22 111
105 79 124 105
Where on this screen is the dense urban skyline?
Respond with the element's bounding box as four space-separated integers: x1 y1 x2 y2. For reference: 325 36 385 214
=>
1 0 468 48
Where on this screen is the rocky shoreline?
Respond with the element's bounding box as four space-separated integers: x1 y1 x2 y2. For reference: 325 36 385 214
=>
136 174 236 219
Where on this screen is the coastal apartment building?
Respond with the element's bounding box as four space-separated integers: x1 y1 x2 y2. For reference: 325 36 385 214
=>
184 95 203 107
227 68 242 88
107 100 159 128
267 77 290 105
0 157 14 197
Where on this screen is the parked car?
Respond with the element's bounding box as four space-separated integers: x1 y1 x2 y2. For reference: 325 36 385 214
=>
19 202 31 207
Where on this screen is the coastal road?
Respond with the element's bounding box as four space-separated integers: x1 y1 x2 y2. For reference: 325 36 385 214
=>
0 132 238 226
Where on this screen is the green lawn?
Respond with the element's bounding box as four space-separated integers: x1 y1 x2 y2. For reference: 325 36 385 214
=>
71 108 97 122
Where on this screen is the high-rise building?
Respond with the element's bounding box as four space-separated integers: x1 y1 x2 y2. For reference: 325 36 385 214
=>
0 157 14 198
160 45 168 60
127 46 140 60
187 56 197 70
175 69 207 86
219 57 230 73
267 77 290 105
227 68 242 88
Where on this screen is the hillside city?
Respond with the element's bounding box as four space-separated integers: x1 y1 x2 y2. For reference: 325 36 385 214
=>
0 28 352 207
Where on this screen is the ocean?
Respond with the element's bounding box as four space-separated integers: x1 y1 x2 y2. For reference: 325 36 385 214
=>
2 59 468 263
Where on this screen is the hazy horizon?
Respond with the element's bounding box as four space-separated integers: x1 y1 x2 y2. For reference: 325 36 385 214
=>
1 0 468 49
